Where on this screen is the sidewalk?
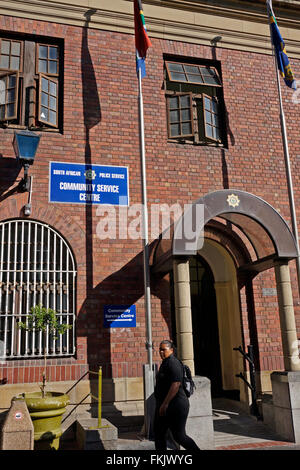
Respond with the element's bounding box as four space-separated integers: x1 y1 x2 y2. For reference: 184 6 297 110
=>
206 397 292 450
115 399 292 451
60 398 298 451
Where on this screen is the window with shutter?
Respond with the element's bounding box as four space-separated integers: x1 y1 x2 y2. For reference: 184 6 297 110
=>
165 59 226 147
0 34 62 132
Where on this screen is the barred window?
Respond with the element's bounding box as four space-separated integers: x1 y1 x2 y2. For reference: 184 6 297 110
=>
0 220 76 359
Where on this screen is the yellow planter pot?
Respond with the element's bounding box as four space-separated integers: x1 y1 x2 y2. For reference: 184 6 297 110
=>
21 392 69 450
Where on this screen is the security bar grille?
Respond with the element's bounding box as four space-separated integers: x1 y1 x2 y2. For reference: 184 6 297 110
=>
0 220 76 359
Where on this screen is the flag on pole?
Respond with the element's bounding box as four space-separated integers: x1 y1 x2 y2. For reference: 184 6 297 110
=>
134 0 152 78
267 0 296 90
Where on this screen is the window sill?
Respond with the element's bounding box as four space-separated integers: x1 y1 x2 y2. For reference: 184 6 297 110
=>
167 138 226 148
0 123 27 130
29 126 61 133
0 123 61 133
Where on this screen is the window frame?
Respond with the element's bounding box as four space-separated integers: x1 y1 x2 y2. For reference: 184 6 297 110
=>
164 59 225 146
202 93 221 143
38 73 59 128
0 35 62 131
36 43 59 77
0 71 20 121
165 61 221 87
0 38 23 73
166 92 194 139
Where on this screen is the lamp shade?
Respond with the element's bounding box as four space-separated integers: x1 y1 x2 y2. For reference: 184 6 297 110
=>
13 130 41 162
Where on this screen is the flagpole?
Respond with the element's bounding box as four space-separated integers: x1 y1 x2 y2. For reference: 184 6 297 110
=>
268 0 300 298
138 66 153 372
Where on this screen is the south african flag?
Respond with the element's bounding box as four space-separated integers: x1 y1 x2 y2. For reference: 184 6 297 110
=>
134 0 152 78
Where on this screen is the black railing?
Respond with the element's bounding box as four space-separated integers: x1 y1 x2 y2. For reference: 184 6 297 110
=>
233 345 261 419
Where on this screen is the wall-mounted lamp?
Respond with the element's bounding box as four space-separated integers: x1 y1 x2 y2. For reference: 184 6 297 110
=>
13 130 40 192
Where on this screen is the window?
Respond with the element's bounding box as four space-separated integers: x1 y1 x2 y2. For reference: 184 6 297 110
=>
37 44 59 76
0 73 19 120
0 35 62 131
0 39 22 71
167 93 194 138
0 220 76 359
165 62 221 86
203 94 220 141
165 59 226 146
39 75 58 127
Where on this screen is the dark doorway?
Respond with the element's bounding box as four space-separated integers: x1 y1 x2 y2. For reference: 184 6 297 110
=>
190 256 223 397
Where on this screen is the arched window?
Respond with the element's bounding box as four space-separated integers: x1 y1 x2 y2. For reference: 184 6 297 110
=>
0 219 76 358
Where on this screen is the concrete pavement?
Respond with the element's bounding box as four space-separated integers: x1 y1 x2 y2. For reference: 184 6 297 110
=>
74 398 299 451
2 396 299 451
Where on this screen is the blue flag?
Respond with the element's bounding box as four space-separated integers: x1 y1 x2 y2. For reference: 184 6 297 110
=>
267 0 296 90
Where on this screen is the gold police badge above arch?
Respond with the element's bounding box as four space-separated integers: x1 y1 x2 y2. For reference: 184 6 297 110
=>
227 193 240 208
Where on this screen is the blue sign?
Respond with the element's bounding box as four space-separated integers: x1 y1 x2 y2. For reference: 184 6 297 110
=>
103 305 136 328
49 161 129 205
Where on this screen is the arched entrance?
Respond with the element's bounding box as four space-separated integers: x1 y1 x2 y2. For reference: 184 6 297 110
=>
151 189 300 406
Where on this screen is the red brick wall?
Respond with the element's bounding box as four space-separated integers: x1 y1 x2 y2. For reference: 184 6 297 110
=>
0 14 299 385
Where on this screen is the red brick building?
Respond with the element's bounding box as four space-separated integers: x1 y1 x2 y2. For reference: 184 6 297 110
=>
1 0 300 437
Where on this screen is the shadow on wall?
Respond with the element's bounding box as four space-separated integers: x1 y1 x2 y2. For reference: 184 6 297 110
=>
211 42 235 190
80 8 102 388
0 157 23 203
77 245 173 381
76 244 171 427
82 9 102 132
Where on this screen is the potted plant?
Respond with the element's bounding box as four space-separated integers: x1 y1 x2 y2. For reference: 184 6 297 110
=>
17 304 72 450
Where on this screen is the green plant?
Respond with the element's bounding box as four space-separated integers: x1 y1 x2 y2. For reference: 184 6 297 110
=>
18 305 72 398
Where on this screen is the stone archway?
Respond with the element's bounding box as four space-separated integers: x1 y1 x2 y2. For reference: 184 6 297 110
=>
151 189 300 442
151 189 300 376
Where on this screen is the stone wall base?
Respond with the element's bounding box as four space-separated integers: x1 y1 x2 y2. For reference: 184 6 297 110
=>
185 376 214 450
0 376 145 410
76 417 118 450
262 371 300 443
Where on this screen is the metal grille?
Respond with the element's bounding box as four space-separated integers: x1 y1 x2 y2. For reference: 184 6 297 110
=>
0 220 76 358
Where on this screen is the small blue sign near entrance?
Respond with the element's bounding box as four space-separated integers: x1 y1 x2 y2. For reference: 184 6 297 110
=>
49 161 129 205
103 305 136 328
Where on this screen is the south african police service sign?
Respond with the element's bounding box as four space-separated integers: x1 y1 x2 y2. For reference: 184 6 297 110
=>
49 162 129 206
